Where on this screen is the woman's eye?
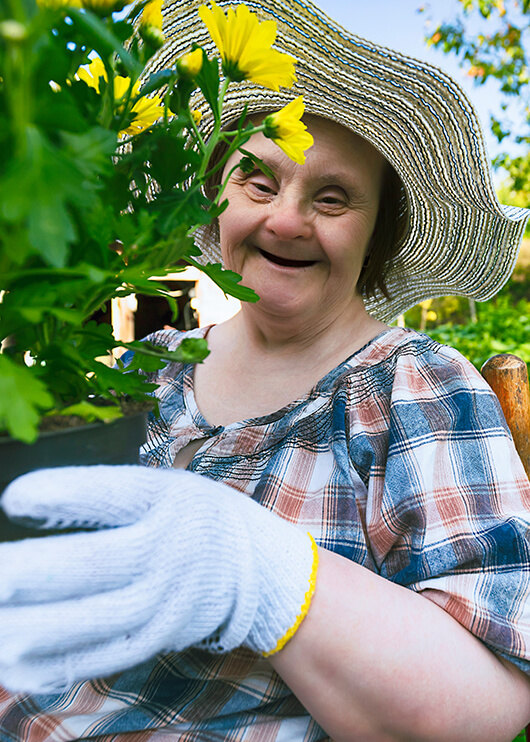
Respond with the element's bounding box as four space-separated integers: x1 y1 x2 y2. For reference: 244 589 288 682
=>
317 193 347 208
249 180 276 195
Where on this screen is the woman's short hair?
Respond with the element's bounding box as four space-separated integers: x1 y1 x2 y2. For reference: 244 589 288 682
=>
359 164 409 301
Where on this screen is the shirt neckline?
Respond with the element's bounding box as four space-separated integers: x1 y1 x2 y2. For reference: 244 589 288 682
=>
181 326 405 433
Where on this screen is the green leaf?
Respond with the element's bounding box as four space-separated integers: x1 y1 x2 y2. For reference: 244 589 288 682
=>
188 259 259 302
155 186 213 232
61 127 117 180
34 88 90 135
121 350 168 373
76 321 117 357
0 355 54 442
123 337 210 366
86 358 159 398
148 132 201 191
56 400 123 423
0 126 115 267
176 337 210 363
140 68 176 98
195 52 220 121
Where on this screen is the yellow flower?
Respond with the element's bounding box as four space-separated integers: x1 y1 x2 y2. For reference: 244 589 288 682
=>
141 0 163 29
177 49 204 79
263 96 313 164
191 109 202 124
76 57 106 92
140 0 165 48
77 58 164 136
198 2 296 91
37 0 82 7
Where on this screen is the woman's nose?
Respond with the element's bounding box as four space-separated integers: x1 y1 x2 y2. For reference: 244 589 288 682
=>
265 195 312 241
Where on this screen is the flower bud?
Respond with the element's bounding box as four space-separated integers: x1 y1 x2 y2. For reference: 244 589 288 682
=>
140 0 165 49
139 24 165 50
141 0 163 29
177 49 203 79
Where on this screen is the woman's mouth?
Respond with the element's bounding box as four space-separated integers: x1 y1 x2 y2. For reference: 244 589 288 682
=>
258 248 316 268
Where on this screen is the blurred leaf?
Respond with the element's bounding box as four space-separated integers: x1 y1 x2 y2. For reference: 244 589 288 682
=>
56 400 123 422
140 68 176 97
148 131 201 190
123 337 210 367
68 8 142 80
0 126 115 267
0 355 53 442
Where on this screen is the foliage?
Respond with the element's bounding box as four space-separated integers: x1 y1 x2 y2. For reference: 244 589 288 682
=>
403 273 530 371
422 0 530 207
0 0 313 442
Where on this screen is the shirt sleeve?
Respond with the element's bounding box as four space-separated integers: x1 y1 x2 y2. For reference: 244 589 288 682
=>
371 343 530 675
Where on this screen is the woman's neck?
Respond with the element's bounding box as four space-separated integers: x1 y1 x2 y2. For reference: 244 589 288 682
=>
193 300 388 427
219 296 387 359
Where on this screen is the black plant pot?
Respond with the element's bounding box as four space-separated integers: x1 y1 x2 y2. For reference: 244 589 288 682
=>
0 410 148 541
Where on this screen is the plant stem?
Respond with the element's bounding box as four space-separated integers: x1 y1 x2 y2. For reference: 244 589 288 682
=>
196 76 230 180
4 0 32 158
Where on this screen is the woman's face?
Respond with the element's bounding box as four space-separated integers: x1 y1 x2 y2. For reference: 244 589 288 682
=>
218 116 386 326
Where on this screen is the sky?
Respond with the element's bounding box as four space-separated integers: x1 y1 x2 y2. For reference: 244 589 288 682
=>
311 0 513 165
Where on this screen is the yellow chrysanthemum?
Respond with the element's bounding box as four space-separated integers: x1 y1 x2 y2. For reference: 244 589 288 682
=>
139 0 165 47
198 2 296 91
177 49 204 78
76 57 106 92
37 0 82 8
191 109 202 124
77 58 164 136
263 96 313 164
141 0 163 29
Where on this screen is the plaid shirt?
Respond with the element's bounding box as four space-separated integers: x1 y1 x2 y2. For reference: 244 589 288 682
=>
2 326 530 741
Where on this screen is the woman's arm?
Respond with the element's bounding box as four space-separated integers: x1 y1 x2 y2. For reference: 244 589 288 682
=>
271 545 530 742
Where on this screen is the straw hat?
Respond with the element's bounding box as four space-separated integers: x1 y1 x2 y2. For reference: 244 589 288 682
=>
151 0 529 322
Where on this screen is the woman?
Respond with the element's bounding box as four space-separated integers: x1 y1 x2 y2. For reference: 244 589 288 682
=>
1 0 530 739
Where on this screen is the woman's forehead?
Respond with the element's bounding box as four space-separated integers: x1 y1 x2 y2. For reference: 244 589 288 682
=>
247 111 386 167
236 117 386 189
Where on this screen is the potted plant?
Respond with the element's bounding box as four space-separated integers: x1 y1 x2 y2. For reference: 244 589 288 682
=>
0 0 312 534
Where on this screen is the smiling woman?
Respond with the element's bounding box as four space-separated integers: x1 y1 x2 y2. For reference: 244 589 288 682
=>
1 0 530 740
213 116 386 342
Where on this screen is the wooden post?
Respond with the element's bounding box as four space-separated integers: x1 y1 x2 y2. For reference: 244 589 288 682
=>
481 354 530 742
481 354 530 479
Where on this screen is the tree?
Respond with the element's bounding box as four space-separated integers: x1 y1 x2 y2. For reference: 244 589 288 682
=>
422 0 530 203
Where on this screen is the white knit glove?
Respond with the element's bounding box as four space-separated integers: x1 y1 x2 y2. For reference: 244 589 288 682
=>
0 466 318 694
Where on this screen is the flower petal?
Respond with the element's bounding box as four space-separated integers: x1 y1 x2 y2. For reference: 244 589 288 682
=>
199 2 296 89
263 96 314 164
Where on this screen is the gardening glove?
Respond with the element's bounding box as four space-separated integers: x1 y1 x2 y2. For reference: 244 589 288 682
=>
0 465 318 694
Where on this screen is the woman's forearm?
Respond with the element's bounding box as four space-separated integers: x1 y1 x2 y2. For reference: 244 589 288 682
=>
269 547 530 742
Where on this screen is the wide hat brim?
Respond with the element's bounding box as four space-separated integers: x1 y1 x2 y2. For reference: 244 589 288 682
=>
151 0 529 322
